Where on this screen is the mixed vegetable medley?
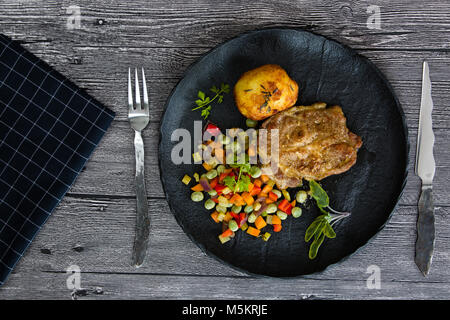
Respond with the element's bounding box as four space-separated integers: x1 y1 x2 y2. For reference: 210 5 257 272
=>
181 122 308 245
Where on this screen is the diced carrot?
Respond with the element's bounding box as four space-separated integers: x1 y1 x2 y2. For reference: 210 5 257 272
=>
247 182 254 193
253 179 262 187
278 199 293 214
229 193 239 204
250 185 261 196
291 200 296 207
191 183 203 192
261 184 273 194
271 215 281 225
265 198 275 204
209 177 218 189
242 192 254 206
210 212 220 223
230 193 245 206
202 162 213 171
273 224 282 232
261 174 270 183
268 191 278 202
221 228 234 238
255 216 267 230
247 226 261 237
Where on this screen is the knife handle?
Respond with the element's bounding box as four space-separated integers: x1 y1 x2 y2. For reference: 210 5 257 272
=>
415 184 435 275
132 130 150 267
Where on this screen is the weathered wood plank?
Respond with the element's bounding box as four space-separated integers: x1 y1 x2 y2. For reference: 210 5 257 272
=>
2 270 450 300
0 0 450 50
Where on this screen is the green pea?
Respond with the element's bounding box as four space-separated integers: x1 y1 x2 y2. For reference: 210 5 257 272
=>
292 207 302 218
206 169 218 179
296 190 308 203
244 205 254 213
253 202 262 211
208 190 217 197
249 166 261 178
228 220 239 232
216 204 227 213
231 205 242 213
248 213 257 223
191 191 204 202
266 203 277 214
276 210 288 220
246 118 258 128
204 199 215 210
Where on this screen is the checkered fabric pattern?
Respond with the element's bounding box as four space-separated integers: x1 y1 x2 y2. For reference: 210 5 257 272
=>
0 34 115 285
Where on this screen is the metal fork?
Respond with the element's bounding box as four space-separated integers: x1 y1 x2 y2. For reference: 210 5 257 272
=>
128 68 150 267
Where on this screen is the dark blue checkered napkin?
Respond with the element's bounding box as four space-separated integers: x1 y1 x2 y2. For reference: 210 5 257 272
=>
0 34 115 285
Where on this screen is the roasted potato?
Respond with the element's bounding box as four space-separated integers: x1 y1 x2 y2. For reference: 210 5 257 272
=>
233 64 299 121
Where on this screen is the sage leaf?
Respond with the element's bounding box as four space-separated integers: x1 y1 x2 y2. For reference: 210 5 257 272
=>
309 180 329 208
323 222 336 238
305 217 324 242
309 232 325 259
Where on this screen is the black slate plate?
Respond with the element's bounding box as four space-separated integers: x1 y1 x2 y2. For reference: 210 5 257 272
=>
159 28 409 277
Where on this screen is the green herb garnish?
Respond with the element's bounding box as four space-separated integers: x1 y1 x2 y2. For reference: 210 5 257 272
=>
305 180 350 259
224 162 251 193
192 83 230 119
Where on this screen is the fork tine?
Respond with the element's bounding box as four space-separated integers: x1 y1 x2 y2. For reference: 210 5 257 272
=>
141 68 149 115
134 68 141 110
128 68 133 112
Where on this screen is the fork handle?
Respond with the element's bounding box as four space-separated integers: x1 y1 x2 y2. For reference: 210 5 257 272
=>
131 130 150 267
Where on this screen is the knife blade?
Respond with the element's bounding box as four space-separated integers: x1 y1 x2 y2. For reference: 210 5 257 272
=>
414 61 436 276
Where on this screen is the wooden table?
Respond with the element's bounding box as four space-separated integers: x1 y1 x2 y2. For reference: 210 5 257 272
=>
0 0 449 300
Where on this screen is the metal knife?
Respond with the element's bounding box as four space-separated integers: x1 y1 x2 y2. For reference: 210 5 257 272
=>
414 61 436 276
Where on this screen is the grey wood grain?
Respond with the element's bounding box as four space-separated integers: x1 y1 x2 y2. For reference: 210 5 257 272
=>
1 0 450 50
0 0 449 299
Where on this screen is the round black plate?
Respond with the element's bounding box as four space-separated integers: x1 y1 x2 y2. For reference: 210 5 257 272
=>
159 28 409 277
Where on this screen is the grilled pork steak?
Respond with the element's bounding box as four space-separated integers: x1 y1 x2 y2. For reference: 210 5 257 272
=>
258 102 362 189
